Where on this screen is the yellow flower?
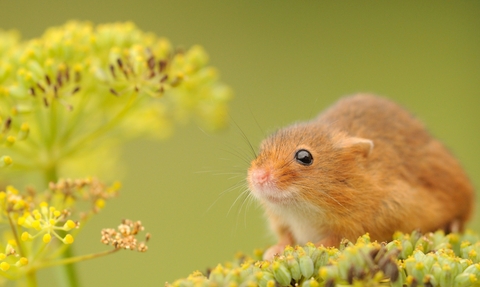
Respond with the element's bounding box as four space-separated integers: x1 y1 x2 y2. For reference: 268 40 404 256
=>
18 202 77 245
0 21 232 179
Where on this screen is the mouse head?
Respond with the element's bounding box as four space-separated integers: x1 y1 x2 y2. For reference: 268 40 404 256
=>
247 121 373 210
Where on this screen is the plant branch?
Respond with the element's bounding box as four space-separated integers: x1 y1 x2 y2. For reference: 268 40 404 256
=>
33 248 120 271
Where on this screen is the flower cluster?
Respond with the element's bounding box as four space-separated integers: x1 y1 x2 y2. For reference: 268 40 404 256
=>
0 239 28 275
47 177 120 217
101 219 150 252
0 178 123 280
0 21 232 179
18 202 76 245
0 21 230 286
168 230 480 287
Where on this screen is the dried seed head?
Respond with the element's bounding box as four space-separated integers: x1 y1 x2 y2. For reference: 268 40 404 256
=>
101 219 149 252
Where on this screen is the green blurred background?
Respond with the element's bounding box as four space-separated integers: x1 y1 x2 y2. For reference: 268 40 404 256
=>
1 1 479 286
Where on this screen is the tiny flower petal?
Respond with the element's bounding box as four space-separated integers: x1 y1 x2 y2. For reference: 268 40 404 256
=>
21 232 32 241
43 233 52 243
64 234 74 244
64 220 77 230
15 257 28 267
31 220 41 230
95 198 105 209
0 156 13 167
17 123 29 140
0 262 10 271
5 136 15 146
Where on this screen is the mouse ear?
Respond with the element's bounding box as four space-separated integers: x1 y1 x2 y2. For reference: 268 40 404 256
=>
336 137 374 157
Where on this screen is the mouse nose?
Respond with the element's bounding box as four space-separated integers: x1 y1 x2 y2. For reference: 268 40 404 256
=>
250 168 272 186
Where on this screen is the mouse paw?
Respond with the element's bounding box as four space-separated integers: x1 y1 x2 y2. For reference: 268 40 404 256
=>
263 244 286 261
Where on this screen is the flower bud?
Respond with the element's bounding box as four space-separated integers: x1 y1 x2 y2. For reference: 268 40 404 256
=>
454 273 477 287
21 232 33 241
272 261 291 286
401 240 414 259
63 234 74 244
43 233 52 243
314 249 330 270
17 123 29 140
0 156 13 167
463 263 480 277
301 278 319 287
319 266 338 282
299 253 314 278
286 255 301 281
438 263 454 286
411 261 427 282
0 262 10 271
423 274 438 287
15 257 28 267
63 219 77 231
258 272 274 287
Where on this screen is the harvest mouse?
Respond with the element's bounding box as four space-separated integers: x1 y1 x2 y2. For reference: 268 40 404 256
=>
247 94 475 260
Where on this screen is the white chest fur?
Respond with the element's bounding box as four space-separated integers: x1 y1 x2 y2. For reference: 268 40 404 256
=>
266 201 327 245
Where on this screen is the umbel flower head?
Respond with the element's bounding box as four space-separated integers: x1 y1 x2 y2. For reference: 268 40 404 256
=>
0 21 228 285
167 230 480 287
101 219 150 252
0 21 232 179
0 177 145 282
18 202 77 245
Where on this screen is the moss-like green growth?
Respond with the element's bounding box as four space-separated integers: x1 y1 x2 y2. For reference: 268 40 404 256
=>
168 230 480 287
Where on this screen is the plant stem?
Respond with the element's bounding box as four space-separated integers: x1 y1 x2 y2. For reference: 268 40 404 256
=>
8 213 25 256
7 214 36 287
61 93 138 159
55 246 79 287
44 165 58 186
25 270 38 287
43 165 80 287
34 248 120 271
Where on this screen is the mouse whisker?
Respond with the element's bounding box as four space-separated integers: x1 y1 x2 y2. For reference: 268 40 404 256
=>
220 146 254 166
240 190 257 229
233 187 251 231
204 179 245 215
229 115 257 159
228 186 250 216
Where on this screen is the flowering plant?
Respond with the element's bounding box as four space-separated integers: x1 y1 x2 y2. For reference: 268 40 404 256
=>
169 230 480 287
0 21 232 286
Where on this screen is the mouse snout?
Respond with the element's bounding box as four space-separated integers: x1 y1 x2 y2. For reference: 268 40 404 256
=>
248 165 298 204
249 168 272 187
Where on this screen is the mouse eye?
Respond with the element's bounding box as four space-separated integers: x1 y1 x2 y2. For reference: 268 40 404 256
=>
295 149 313 166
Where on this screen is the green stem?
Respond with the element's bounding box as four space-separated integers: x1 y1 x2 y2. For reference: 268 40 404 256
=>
61 93 138 159
7 213 25 256
25 270 38 287
6 215 36 287
48 213 93 260
47 100 59 149
44 164 58 186
43 165 80 287
34 248 120 271
58 86 95 145
55 246 80 287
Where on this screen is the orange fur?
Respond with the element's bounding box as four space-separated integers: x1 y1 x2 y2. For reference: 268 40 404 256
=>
248 94 475 260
